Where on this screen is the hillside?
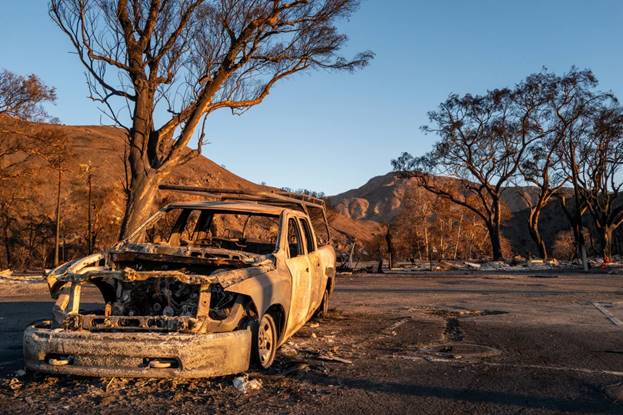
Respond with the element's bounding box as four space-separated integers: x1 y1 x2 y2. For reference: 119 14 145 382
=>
0 118 374 268
0 118 583 267
328 172 574 257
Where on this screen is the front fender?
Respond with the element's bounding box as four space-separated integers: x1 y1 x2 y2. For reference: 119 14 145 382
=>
226 270 291 319
46 253 106 298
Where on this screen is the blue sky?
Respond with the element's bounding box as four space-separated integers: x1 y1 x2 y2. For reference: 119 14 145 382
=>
2 1 623 195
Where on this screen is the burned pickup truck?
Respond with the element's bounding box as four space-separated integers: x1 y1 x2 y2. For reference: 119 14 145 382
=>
24 186 336 378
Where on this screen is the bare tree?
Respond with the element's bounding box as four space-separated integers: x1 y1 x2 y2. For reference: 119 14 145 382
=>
33 130 75 266
393 82 547 260
517 144 566 260
0 70 57 184
515 72 569 259
552 69 615 267
50 0 372 239
576 106 623 258
390 185 491 263
0 69 56 122
0 71 57 268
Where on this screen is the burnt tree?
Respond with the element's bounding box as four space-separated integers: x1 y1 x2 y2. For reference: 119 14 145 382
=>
0 69 57 182
50 0 372 239
553 69 616 265
0 69 56 122
393 83 547 260
516 72 569 259
577 106 623 258
0 70 57 268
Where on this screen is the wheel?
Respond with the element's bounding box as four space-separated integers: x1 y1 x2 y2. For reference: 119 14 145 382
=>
252 313 277 369
317 288 330 318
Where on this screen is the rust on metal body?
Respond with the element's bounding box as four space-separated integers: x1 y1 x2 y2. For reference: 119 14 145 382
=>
25 191 336 378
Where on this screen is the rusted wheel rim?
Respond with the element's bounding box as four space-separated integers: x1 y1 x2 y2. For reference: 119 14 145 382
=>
322 290 330 316
258 315 275 366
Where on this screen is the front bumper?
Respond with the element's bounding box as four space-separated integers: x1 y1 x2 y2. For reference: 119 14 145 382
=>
23 324 251 378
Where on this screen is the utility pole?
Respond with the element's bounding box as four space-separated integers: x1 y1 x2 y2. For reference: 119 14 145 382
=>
81 162 95 254
87 170 92 254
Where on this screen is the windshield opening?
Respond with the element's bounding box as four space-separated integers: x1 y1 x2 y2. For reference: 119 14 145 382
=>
141 208 280 255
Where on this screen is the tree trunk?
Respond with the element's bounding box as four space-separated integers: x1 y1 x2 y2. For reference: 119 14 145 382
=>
54 167 61 267
575 213 588 271
453 214 463 260
424 226 430 269
385 225 394 270
602 225 614 259
488 223 503 261
528 207 548 259
117 87 168 241
2 217 11 268
439 220 445 260
118 171 161 240
488 199 504 261
347 241 355 269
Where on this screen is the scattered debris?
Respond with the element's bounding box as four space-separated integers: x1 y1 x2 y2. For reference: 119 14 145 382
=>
105 377 117 392
592 302 623 326
232 375 262 393
296 347 353 365
465 262 481 269
547 258 559 267
427 308 508 318
382 317 411 335
438 261 461 271
281 361 311 376
315 354 352 365
8 378 22 390
510 255 526 264
280 342 300 358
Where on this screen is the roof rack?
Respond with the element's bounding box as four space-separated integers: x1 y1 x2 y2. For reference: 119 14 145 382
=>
158 184 326 212
158 184 332 243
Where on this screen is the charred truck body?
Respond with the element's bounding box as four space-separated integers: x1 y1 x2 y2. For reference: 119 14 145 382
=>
24 187 336 378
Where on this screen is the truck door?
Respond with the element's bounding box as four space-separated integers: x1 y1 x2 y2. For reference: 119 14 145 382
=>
299 217 323 318
284 217 313 336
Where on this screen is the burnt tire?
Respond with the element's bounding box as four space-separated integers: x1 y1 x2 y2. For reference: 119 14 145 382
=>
317 288 330 319
252 313 277 369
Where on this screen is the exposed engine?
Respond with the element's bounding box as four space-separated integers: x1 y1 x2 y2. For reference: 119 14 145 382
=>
112 278 200 317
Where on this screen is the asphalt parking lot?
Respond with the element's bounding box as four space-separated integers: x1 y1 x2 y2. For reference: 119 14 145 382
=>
1 271 622 414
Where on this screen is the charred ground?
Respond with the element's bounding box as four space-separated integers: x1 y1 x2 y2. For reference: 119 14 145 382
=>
1 271 622 414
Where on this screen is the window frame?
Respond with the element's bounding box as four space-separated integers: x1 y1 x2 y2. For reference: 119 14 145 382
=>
298 217 316 253
286 217 304 258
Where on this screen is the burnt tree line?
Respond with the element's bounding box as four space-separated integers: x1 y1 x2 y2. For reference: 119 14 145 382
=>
0 69 115 270
393 69 623 262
